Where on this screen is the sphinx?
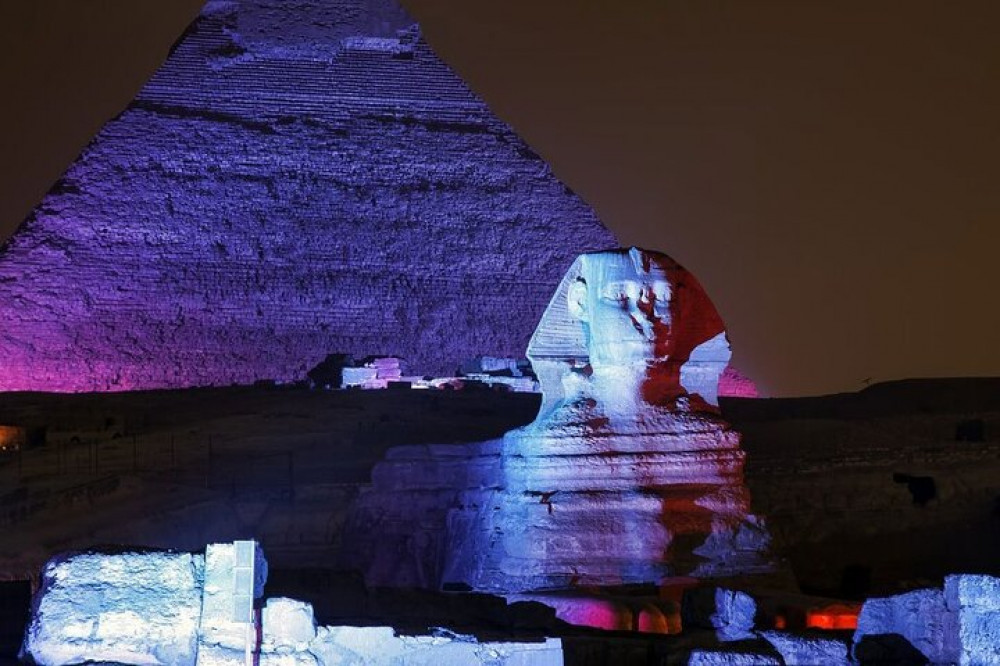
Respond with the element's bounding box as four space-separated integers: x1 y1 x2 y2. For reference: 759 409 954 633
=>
343 248 773 593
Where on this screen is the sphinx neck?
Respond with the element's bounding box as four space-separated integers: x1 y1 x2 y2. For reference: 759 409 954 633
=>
588 362 681 415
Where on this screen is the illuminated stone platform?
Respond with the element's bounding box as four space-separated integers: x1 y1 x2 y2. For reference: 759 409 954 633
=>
23 542 1000 665
20 542 563 666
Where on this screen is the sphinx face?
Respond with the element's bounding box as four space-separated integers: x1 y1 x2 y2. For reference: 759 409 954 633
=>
570 249 673 369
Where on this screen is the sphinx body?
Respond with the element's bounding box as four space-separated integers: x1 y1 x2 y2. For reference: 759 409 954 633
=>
344 248 773 593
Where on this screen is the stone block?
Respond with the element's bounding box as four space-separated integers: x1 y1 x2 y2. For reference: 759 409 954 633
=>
684 648 782 665
946 574 1000 612
20 549 203 666
682 587 757 640
19 543 563 666
853 587 957 664
260 653 319 666
946 574 1000 666
262 597 317 652
313 626 409 663
307 626 562 665
759 631 850 666
197 541 268 665
956 611 1000 666
195 643 252 666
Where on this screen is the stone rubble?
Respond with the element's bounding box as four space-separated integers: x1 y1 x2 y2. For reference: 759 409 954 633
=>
852 574 1000 665
21 543 564 666
261 617 563 666
757 631 851 666
21 544 1000 665
682 588 758 642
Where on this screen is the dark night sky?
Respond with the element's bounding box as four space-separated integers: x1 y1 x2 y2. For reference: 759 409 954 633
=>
1 1 998 397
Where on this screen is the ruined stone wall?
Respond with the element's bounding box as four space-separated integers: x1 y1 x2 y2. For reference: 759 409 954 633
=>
0 0 615 392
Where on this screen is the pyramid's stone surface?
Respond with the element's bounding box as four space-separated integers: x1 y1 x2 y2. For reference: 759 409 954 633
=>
0 0 615 392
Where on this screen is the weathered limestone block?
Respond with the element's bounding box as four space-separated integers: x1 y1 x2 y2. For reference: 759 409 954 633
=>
849 577 1000 666
307 626 563 665
20 549 204 666
853 587 958 664
197 541 268 666
758 631 850 666
262 597 317 653
310 626 408 664
682 588 757 641
682 647 782 666
0 0 615 393
946 574 1000 666
260 655 318 666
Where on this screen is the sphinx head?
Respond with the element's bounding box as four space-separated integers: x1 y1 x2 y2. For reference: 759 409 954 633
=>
567 248 674 369
528 247 731 411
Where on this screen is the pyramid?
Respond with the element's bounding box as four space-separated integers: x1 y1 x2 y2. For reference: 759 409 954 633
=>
0 0 615 392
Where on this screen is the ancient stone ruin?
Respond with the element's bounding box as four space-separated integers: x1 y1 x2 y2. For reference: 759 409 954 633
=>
22 541 1000 664
0 0 615 392
345 248 773 593
21 542 563 666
